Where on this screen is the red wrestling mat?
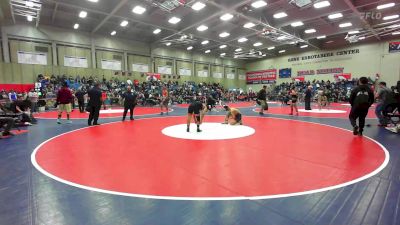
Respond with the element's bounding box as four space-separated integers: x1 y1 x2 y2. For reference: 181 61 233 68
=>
34 107 173 119
175 101 256 108
254 107 376 119
32 116 387 200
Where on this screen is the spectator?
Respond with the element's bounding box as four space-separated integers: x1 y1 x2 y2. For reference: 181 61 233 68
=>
75 88 86 113
305 86 312 110
375 81 392 126
257 85 268 115
8 90 17 102
28 89 39 113
56 82 73 124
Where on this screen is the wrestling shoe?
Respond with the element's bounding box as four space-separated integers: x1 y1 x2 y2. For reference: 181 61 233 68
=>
353 126 359 135
197 129 202 132
57 119 61 124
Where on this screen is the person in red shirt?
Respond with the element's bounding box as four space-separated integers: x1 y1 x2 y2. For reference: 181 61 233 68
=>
160 87 169 115
56 82 73 124
101 91 107 110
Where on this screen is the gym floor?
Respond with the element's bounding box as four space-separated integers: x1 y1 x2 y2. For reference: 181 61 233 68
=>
1 102 399 225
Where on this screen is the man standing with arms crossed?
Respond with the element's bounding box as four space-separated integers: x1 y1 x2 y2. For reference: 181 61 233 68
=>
121 86 137 121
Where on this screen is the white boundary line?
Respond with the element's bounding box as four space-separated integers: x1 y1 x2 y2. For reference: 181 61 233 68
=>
34 108 174 120
251 108 378 120
31 115 390 201
174 103 257 109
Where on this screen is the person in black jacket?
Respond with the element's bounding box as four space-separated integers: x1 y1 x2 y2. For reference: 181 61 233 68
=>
257 85 268 115
75 88 86 113
87 83 102 126
349 77 374 136
305 86 312 110
121 86 137 121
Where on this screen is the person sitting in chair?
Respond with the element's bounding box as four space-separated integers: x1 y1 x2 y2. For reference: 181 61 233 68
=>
0 103 16 137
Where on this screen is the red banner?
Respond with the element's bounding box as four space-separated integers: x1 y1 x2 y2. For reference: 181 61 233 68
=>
293 76 305 82
246 69 277 84
389 41 400 53
334 73 351 80
146 73 161 81
0 84 35 92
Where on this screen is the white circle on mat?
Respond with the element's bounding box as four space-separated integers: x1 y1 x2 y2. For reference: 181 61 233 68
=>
85 109 125 114
298 109 347 114
162 123 255 140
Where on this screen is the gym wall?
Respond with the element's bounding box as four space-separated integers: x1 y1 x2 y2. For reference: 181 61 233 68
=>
0 24 247 90
246 39 400 89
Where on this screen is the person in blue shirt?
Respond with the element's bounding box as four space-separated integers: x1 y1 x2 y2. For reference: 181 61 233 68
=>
8 90 17 102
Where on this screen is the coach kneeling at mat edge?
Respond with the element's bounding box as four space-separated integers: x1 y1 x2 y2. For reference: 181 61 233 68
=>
223 105 243 125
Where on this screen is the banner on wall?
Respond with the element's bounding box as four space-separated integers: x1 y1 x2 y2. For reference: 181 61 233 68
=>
179 68 191 76
226 73 235 80
292 76 305 82
334 73 352 80
101 59 121 70
132 64 149 73
213 72 223 79
238 74 246 80
279 68 292 78
246 69 277 84
389 42 400 53
197 70 208 77
297 67 344 76
17 51 47 65
64 56 88 68
146 73 161 81
158 66 172 75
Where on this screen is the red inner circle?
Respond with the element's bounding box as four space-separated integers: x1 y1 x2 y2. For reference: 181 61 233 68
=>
35 116 385 198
